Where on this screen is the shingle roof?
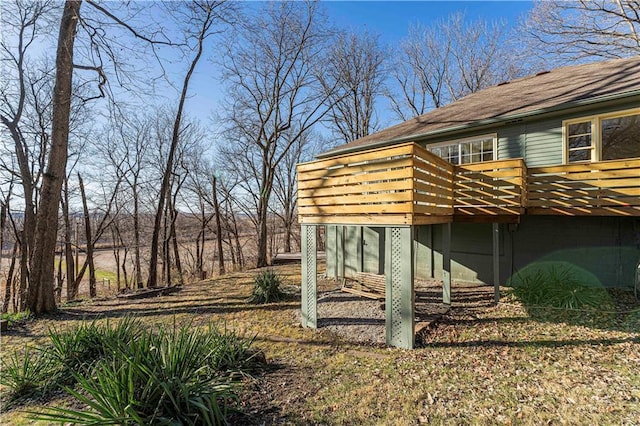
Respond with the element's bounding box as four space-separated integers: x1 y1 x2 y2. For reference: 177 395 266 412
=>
321 56 640 158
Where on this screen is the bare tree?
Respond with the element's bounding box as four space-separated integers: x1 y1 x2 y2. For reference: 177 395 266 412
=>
272 131 318 254
523 0 640 63
322 30 387 144
388 12 524 121
147 1 233 288
104 110 153 288
0 0 59 312
28 0 81 314
220 1 335 267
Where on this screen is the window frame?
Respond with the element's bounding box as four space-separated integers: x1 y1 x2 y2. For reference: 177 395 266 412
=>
563 107 640 164
427 133 498 165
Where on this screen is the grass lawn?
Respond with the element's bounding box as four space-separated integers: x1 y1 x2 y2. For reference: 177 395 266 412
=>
1 263 639 425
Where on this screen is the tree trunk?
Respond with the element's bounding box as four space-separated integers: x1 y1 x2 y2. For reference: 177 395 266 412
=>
121 246 129 289
147 11 210 287
256 160 275 267
231 214 243 268
170 209 183 286
132 182 143 288
28 0 81 314
55 244 64 303
212 176 225 275
2 242 19 314
110 225 121 290
62 178 76 300
163 195 171 285
0 203 5 274
78 174 96 298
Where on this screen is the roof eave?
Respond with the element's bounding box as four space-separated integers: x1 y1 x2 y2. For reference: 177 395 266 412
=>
317 89 640 159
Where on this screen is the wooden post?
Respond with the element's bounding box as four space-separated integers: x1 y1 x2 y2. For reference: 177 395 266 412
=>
442 222 451 305
493 223 500 304
385 226 415 349
301 225 317 328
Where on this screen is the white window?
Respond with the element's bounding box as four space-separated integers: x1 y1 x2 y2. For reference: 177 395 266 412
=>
428 134 497 165
564 108 640 163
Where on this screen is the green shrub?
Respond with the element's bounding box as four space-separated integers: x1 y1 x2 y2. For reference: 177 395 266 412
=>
207 325 262 373
0 310 31 324
33 324 235 425
0 347 55 405
249 269 285 304
24 319 262 425
42 317 143 385
508 262 613 310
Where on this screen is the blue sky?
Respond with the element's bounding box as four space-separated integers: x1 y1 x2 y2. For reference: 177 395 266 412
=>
187 1 535 132
323 1 533 42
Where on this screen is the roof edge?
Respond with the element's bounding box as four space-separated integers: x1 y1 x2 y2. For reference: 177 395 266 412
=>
317 89 640 159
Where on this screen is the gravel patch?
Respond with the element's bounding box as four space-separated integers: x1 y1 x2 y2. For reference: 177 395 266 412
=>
309 279 497 346
317 290 386 345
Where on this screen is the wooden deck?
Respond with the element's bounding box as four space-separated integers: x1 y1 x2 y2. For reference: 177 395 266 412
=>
297 142 640 225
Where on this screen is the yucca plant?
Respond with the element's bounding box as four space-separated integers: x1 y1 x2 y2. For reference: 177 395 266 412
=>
0 346 56 406
32 321 260 425
207 325 261 373
42 317 143 385
509 262 613 311
249 269 285 304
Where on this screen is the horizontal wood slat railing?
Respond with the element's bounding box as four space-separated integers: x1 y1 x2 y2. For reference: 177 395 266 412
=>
453 159 527 218
297 141 640 224
297 143 455 225
298 143 529 225
527 158 640 216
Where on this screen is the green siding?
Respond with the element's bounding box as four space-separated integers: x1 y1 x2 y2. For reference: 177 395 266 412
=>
325 225 337 278
497 124 524 159
523 119 563 166
363 227 384 274
344 226 361 277
415 226 434 280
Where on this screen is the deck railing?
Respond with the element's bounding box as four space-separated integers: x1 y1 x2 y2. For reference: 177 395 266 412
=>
297 142 640 225
453 159 528 218
528 158 640 216
297 143 454 225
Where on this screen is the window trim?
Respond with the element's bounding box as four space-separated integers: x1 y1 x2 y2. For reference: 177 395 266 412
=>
563 107 640 164
427 133 498 165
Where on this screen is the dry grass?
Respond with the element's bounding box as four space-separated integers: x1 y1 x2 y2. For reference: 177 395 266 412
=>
1 262 639 425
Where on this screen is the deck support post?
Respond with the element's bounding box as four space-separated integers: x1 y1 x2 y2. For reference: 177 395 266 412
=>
442 222 452 305
301 225 317 328
493 223 500 304
385 226 415 349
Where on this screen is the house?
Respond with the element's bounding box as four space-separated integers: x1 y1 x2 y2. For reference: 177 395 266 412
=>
297 56 640 349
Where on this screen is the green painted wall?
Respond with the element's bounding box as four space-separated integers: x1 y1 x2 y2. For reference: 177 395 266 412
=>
325 218 640 288
419 99 640 166
324 225 339 279
344 226 361 277
363 227 384 274
509 216 640 288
